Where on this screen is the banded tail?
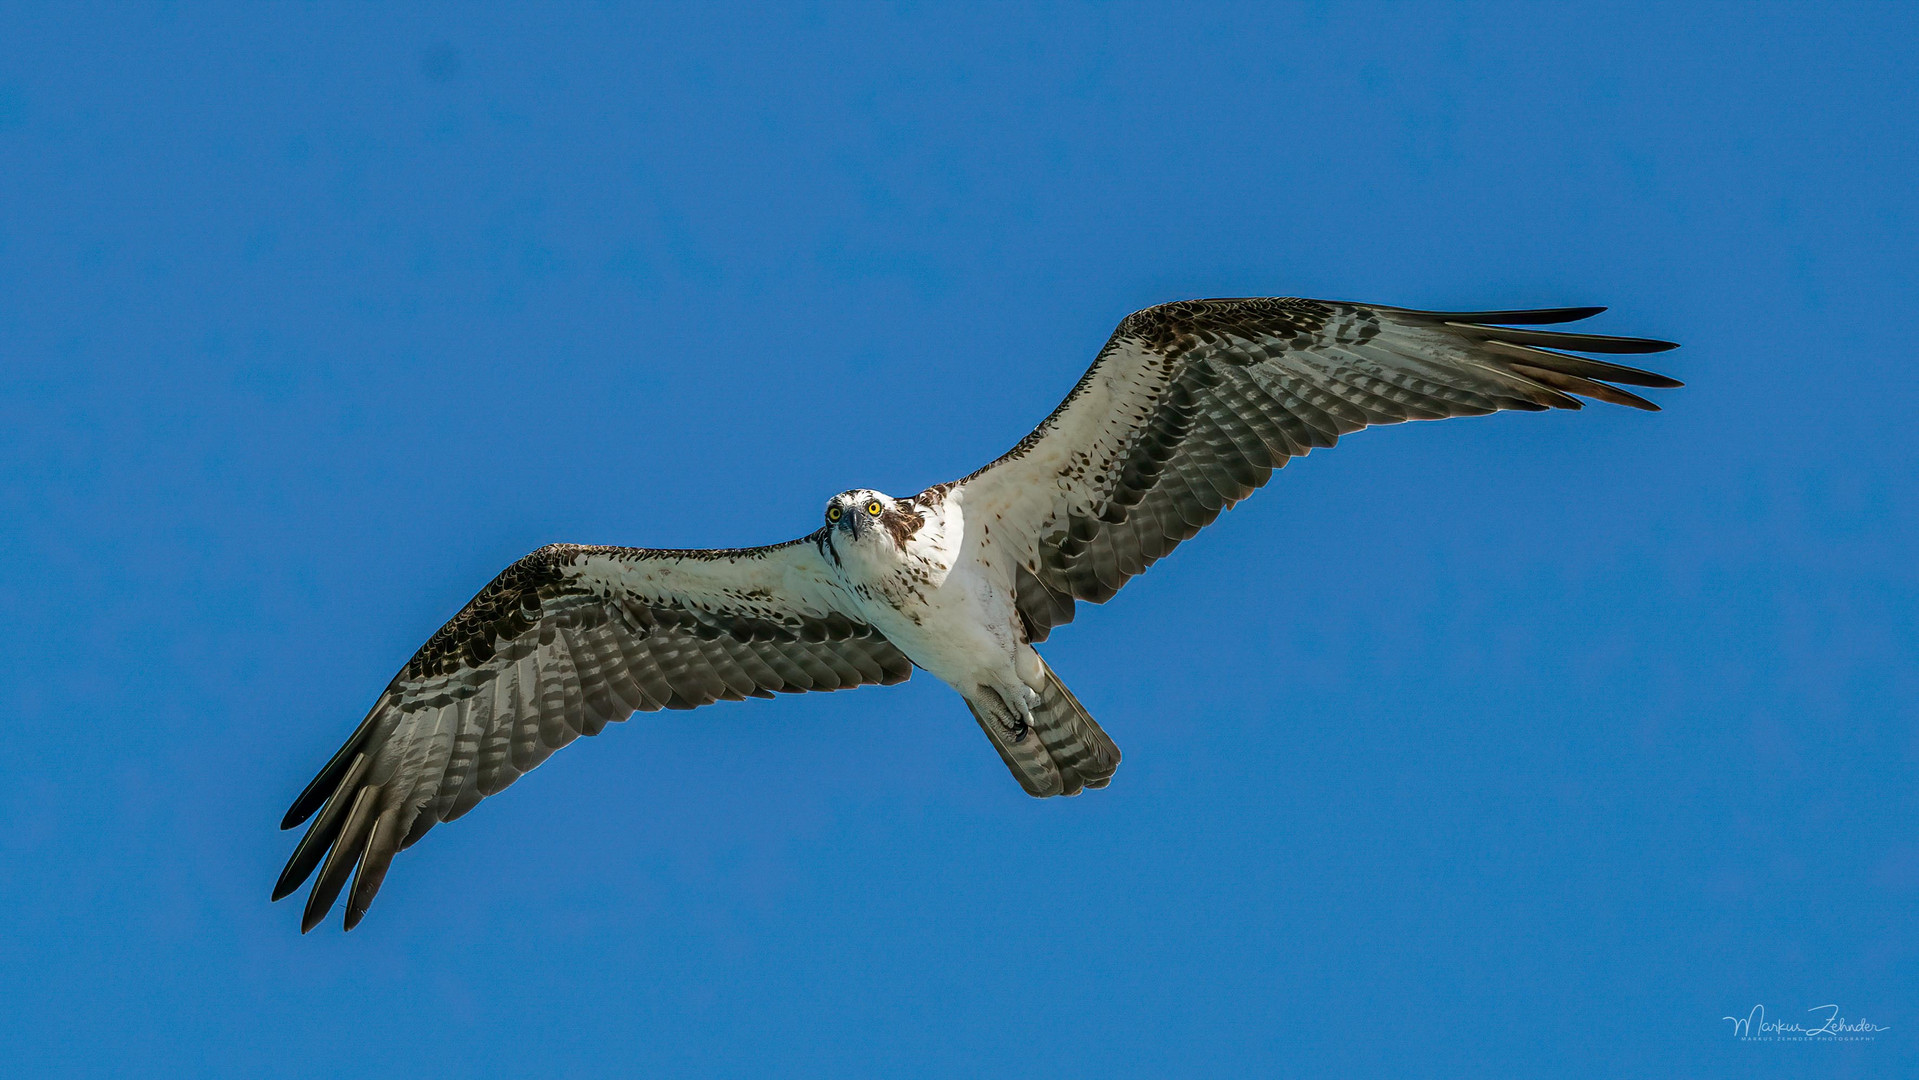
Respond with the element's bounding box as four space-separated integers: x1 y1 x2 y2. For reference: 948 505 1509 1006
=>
964 657 1120 797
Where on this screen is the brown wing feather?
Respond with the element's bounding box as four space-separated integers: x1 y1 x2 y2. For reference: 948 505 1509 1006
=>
274 538 911 931
953 298 1679 642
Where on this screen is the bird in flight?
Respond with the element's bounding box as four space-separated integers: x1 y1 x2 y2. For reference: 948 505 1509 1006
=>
274 296 1679 932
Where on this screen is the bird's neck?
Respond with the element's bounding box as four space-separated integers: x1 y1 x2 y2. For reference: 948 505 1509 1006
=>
833 496 961 608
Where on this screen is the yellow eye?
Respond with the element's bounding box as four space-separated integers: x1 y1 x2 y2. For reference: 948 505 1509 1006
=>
866 501 883 516
827 506 842 522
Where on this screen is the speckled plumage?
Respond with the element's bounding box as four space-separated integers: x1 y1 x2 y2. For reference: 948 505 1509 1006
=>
276 297 1679 931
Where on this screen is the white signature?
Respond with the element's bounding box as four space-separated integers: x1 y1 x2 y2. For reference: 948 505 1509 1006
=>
1724 1004 1889 1041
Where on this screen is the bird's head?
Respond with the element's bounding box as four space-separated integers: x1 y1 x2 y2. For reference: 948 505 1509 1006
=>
825 489 920 549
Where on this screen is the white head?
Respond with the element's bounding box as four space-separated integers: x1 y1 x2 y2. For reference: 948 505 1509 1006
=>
824 488 922 551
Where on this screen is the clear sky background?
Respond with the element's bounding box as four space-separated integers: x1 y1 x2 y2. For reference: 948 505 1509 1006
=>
2 3 1914 1077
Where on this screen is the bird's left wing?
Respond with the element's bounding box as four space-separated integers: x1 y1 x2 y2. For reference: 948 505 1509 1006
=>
948 298 1680 641
274 537 910 931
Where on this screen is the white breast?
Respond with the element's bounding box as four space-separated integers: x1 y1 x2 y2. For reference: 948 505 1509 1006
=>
833 493 1022 692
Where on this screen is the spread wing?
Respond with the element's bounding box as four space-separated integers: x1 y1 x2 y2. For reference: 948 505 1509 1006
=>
274 537 910 932
951 297 1680 642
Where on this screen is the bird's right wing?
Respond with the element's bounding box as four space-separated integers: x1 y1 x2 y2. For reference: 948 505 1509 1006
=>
274 537 911 932
947 298 1680 642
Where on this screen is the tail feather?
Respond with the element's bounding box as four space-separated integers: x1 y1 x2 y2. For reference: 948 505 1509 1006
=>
964 659 1120 797
1037 668 1118 792
967 689 1062 796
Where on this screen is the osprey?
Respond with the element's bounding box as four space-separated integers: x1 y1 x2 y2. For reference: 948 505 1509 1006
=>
275 296 1679 931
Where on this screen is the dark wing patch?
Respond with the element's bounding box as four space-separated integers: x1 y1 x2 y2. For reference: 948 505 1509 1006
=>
275 540 910 932
963 298 1679 642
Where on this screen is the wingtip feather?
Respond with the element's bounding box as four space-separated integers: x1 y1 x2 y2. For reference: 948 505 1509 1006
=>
282 702 385 829
300 784 380 934
272 752 369 903
343 807 405 931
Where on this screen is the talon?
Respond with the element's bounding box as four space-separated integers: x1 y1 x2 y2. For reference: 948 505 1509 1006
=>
1001 716 1030 741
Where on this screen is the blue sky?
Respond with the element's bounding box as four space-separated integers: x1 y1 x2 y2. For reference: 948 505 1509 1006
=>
2 3 1914 1077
